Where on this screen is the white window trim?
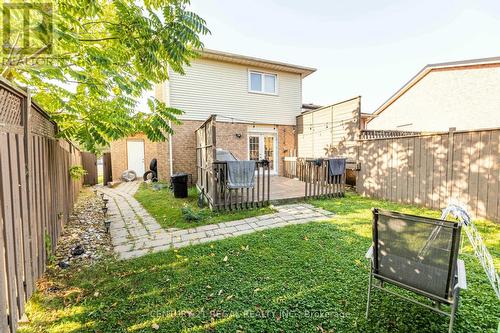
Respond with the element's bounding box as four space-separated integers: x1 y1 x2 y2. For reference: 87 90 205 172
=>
248 70 278 96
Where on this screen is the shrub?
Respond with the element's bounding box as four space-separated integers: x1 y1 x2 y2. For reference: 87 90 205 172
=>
69 165 87 180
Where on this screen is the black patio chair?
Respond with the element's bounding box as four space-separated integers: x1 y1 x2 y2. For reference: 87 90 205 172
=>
365 209 467 333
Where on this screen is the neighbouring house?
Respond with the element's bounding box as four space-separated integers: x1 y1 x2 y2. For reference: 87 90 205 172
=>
359 113 374 130
110 49 316 182
366 56 500 131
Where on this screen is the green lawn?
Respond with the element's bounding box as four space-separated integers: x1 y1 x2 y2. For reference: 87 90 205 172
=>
20 193 499 332
134 183 275 230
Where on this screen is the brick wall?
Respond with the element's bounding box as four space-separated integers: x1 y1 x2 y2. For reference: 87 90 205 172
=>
170 120 249 184
213 122 248 160
110 122 297 183
110 134 169 181
277 125 296 175
156 141 169 182
170 120 201 183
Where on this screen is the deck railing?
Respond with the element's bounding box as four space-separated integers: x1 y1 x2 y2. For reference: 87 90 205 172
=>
195 115 271 211
283 157 346 199
211 160 271 211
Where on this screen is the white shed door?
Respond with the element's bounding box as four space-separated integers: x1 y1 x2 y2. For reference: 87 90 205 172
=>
127 141 145 176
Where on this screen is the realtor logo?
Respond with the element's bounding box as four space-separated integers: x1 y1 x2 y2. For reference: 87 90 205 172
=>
2 2 53 55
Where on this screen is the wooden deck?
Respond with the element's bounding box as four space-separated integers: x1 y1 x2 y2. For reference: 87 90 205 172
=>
268 176 307 202
195 115 345 211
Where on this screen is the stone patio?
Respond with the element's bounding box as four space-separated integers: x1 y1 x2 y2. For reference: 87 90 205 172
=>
98 181 334 260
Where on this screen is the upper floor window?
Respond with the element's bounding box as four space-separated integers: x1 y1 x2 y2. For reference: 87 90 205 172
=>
249 71 277 95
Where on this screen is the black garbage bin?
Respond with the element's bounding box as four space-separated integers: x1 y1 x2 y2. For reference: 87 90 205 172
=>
171 173 188 198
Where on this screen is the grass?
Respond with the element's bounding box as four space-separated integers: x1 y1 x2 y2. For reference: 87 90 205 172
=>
20 193 499 332
133 182 275 230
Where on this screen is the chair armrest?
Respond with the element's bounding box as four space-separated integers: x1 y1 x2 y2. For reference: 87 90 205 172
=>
456 259 467 290
365 245 373 259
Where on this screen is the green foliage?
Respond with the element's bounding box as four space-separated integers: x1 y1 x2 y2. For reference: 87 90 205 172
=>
2 0 209 152
181 205 205 222
134 182 275 229
68 165 87 179
43 232 54 265
19 194 499 332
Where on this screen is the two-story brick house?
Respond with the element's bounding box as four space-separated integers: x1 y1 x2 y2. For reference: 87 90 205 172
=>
110 49 316 182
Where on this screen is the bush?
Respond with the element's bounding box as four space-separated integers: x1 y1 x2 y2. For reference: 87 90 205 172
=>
181 206 205 222
69 165 87 180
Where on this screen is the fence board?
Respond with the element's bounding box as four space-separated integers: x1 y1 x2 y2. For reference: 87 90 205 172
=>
0 133 19 332
17 132 33 300
477 131 490 217
357 128 500 221
0 205 9 332
407 137 415 204
486 132 499 218
7 133 26 317
82 152 97 185
0 79 83 332
102 152 112 185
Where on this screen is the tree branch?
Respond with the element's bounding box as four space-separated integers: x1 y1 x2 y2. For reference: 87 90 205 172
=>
78 37 120 42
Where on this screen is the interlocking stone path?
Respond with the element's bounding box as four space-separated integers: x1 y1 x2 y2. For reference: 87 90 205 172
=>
98 182 335 260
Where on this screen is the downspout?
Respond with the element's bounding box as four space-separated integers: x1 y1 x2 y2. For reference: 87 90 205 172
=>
169 120 173 177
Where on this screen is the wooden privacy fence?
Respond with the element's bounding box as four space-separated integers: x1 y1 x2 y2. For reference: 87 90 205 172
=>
102 152 113 185
0 78 83 333
357 127 500 221
81 152 97 185
196 115 271 210
196 115 217 201
283 157 346 199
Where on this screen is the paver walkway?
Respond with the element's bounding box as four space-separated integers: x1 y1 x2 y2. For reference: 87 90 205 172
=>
98 182 335 260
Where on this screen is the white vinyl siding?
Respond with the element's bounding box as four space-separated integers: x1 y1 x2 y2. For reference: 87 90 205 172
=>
167 58 302 125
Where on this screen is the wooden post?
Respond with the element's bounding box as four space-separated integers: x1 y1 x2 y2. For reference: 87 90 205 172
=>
267 163 270 204
210 117 216 209
446 127 456 200
21 90 35 299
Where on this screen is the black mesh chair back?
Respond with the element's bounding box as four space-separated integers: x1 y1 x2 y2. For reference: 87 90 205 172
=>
372 209 461 300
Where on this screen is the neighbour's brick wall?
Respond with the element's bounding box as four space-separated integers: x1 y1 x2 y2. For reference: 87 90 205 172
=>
110 134 169 182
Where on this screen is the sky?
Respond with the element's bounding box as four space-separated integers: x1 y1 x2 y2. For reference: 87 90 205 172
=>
187 0 500 113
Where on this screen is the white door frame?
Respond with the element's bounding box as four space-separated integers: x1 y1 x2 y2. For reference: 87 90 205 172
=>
127 140 145 176
247 128 278 175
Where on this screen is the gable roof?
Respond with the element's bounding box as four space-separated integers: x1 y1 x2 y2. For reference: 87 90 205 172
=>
371 56 500 117
200 48 317 77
